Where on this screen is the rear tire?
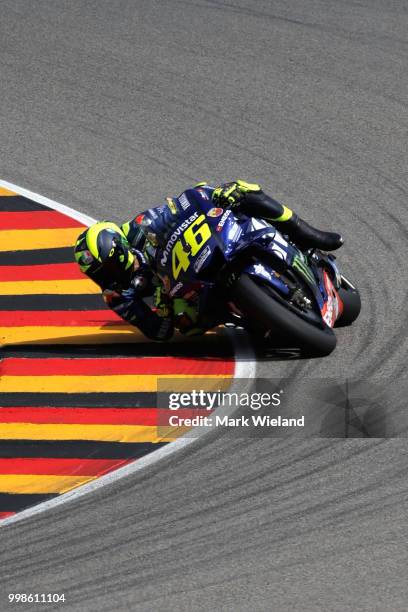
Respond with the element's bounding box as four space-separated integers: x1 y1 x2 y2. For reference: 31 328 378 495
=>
231 273 337 356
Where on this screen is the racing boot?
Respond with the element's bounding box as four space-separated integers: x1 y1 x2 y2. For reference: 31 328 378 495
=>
212 181 343 252
238 189 344 252
274 213 344 252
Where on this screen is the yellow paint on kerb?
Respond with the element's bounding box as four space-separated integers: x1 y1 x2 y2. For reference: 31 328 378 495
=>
0 279 99 295
0 228 81 251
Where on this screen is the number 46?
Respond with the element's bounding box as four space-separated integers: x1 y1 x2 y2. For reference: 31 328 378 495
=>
172 215 211 280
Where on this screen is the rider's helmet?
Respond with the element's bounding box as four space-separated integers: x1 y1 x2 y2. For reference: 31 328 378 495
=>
74 221 136 290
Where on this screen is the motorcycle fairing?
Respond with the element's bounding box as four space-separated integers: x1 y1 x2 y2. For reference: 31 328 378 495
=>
154 187 343 327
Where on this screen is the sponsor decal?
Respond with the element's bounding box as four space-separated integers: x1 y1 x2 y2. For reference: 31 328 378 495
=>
169 281 183 297
292 254 315 286
207 207 223 218
135 214 144 224
228 226 242 242
216 210 231 232
193 245 211 272
133 249 147 266
160 211 199 265
321 271 340 327
81 249 93 264
166 197 178 215
251 218 269 231
179 193 190 211
197 188 209 200
253 263 271 280
273 233 289 247
270 234 288 262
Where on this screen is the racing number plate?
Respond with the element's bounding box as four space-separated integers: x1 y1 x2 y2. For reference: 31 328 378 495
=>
172 214 211 279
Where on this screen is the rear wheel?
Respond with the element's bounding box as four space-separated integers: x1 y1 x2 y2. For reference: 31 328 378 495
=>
231 273 337 356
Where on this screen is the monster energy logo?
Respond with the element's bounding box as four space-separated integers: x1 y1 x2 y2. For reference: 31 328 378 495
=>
292 255 316 286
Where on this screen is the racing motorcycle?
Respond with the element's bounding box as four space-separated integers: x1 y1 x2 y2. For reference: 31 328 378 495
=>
152 188 361 355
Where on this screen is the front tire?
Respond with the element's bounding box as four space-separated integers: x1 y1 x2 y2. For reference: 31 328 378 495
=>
231 273 337 356
334 280 361 327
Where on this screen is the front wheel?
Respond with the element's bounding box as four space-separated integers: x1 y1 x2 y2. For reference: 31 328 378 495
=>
231 273 337 356
334 280 361 327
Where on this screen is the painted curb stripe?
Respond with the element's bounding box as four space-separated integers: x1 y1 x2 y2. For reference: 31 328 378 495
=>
0 196 57 211
0 211 84 230
1 325 145 345
1 374 230 393
0 278 100 295
0 474 96 494
0 180 238 522
0 247 77 266
0 187 16 196
0 494 56 512
0 263 87 282
0 294 107 311
2 310 122 326
3 344 235 359
0 408 163 425
0 228 83 252
0 441 166 459
0 512 14 519
0 423 179 443
0 458 131 475
1 357 234 375
1 392 156 407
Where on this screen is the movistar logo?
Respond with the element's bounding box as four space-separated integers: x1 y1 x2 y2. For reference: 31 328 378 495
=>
160 212 199 266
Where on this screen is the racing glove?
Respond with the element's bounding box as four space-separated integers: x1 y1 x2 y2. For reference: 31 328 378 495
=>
212 180 262 207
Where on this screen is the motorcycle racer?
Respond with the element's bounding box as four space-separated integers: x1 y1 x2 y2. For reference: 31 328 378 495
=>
73 180 343 340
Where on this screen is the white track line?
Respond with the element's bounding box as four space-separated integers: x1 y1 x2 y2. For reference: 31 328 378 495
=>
0 179 255 528
0 179 95 226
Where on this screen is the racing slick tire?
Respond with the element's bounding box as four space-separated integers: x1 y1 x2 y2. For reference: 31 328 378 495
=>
231 273 337 356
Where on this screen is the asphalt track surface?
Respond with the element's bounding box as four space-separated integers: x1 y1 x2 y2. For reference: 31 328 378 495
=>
1 0 408 610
